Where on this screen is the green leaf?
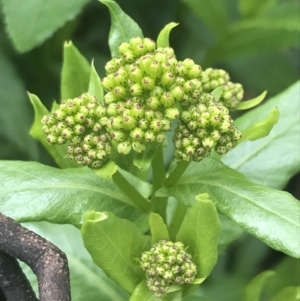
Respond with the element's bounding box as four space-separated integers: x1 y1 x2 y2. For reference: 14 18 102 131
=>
176 193 220 278
81 211 150 293
211 86 224 102
236 91 267 110
88 60 104 104
2 0 90 53
0 49 38 159
181 0 230 37
270 286 300 301
99 0 143 58
0 161 147 227
157 22 179 48
223 81 300 189
242 270 275 301
157 159 300 258
130 281 154 301
28 93 78 168
149 213 170 244
20 222 128 301
61 41 91 101
218 214 243 253
239 107 279 143
238 0 277 18
133 143 160 171
94 160 118 178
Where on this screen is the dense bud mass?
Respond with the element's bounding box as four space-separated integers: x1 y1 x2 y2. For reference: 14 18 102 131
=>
140 240 197 298
41 36 243 168
173 94 242 162
41 93 112 168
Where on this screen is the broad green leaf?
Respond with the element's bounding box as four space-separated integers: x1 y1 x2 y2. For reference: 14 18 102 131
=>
81 211 150 293
223 81 300 189
2 0 90 53
238 0 277 18
242 270 275 301
236 91 267 110
181 0 229 37
149 213 170 244
0 161 148 227
157 159 300 258
211 86 224 102
157 22 179 48
61 41 91 101
240 107 279 143
270 286 300 301
176 194 220 278
28 93 78 168
130 281 153 301
0 49 38 159
134 143 160 171
99 0 143 58
88 60 104 104
217 214 243 253
20 222 128 301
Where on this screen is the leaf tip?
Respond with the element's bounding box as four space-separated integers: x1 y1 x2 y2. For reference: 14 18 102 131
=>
84 211 108 222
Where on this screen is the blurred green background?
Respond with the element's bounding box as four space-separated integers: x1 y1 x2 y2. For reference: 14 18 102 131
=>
0 0 299 300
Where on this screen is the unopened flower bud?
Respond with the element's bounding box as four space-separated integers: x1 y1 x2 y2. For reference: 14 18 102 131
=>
160 92 175 108
160 72 176 87
165 107 179 120
130 83 143 96
141 76 155 90
117 140 132 155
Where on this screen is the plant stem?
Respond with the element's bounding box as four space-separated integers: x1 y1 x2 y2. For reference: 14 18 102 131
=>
164 161 190 187
151 145 168 220
169 202 188 240
112 170 151 212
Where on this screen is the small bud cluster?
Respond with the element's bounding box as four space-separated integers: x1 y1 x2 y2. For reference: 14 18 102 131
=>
41 94 111 168
101 37 205 155
140 240 197 298
202 68 244 110
174 94 242 162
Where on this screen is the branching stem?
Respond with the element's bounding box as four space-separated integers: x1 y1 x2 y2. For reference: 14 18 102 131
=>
112 170 151 212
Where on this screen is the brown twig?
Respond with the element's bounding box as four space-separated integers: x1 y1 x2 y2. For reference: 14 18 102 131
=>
0 213 71 301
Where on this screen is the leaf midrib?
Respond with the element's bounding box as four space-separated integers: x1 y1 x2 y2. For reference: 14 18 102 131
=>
178 178 299 228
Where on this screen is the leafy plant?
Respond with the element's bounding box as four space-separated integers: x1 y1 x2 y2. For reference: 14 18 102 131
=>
0 0 299 300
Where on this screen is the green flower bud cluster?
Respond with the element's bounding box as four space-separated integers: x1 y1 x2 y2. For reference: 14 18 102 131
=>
173 94 242 162
101 37 206 154
202 68 244 110
41 93 112 168
140 240 197 298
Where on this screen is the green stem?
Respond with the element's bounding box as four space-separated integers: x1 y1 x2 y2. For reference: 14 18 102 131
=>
112 170 151 212
169 202 188 240
151 145 168 220
164 161 190 187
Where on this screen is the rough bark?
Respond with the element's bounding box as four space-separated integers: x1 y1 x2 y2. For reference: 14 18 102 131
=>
0 251 38 301
0 213 71 301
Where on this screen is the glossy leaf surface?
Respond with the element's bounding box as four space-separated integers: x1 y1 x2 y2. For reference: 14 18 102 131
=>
81 211 150 293
100 0 143 58
61 41 91 100
0 161 149 227
157 159 300 258
176 194 220 278
223 81 300 189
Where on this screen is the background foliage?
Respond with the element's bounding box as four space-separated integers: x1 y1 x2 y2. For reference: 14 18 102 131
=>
0 0 299 300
